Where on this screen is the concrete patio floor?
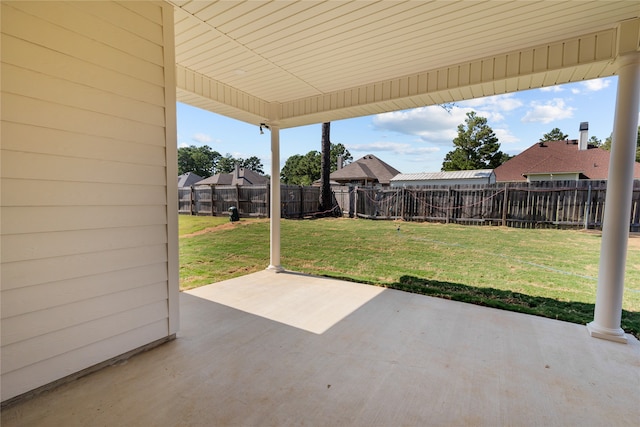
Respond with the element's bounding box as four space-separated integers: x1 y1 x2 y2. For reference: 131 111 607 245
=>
2 270 639 426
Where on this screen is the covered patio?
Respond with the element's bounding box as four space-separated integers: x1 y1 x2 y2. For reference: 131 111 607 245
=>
2 0 640 415
2 271 638 426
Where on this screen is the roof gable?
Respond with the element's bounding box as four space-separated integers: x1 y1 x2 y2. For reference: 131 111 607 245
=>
178 172 203 187
233 167 269 185
330 154 401 184
195 174 233 186
195 167 268 186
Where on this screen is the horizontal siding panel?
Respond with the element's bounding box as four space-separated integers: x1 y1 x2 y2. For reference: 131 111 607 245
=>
1 244 168 290
1 151 167 186
3 4 165 86
1 205 167 235
1 301 168 374
120 0 164 25
2 35 165 107
0 319 168 401
3 64 166 127
10 1 164 67
69 1 164 45
1 264 168 318
2 93 166 147
2 282 168 346
1 179 167 207
1 122 167 167
1 225 168 263
0 0 174 402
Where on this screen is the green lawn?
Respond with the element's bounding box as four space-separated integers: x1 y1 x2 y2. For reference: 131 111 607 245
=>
179 215 640 338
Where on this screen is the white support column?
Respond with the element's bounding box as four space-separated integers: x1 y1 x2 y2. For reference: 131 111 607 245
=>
267 124 284 272
587 53 640 343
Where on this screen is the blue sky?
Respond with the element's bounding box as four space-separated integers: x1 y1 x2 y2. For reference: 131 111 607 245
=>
177 76 624 174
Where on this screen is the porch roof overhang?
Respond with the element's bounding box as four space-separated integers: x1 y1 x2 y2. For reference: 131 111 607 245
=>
170 1 640 129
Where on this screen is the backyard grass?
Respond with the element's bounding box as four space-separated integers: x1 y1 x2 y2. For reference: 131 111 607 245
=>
178 215 230 236
179 215 640 338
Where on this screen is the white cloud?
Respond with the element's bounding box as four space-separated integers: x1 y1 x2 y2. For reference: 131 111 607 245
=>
582 78 610 92
179 142 189 148
493 128 519 144
373 95 523 148
571 78 611 95
192 133 213 144
347 141 440 155
540 86 564 93
521 98 574 124
373 106 463 145
373 105 500 147
458 93 523 113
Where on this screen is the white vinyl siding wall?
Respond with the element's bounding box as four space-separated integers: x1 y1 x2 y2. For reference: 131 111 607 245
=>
525 173 580 182
1 1 178 402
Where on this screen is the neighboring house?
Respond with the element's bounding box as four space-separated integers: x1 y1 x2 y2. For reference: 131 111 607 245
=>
178 172 203 188
494 139 640 182
195 164 268 186
330 154 401 187
390 169 495 187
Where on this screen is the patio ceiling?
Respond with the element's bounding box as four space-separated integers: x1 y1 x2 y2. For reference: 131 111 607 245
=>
170 0 640 128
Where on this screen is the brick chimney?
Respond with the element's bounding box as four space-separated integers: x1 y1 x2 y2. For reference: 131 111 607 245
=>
337 154 343 170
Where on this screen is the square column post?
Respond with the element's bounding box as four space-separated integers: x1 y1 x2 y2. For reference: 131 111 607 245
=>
587 53 640 343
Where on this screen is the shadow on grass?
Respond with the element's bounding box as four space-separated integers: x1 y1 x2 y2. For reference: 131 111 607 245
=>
319 273 640 340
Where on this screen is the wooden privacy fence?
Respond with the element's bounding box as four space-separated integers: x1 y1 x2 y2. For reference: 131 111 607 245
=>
178 184 321 218
354 180 640 230
179 180 640 230
280 185 322 218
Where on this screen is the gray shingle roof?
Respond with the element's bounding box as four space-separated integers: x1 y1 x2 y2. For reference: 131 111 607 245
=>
194 167 268 186
330 154 401 185
178 172 203 187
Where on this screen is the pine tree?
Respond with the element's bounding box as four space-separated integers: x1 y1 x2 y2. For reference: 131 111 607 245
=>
442 111 508 171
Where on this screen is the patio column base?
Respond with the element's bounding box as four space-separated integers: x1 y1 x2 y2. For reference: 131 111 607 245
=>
266 265 285 273
586 322 628 344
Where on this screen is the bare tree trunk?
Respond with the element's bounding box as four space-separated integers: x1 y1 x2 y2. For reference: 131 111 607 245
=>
320 122 332 213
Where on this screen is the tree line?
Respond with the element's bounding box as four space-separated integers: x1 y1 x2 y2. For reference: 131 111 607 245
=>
280 143 352 185
178 114 640 181
177 146 264 178
177 143 353 185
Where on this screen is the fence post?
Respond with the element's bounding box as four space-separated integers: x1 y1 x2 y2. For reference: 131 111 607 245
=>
266 183 270 218
190 186 195 215
584 183 592 229
209 185 214 216
446 186 451 224
354 186 358 218
300 185 304 218
235 184 240 215
400 187 405 220
502 183 508 226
